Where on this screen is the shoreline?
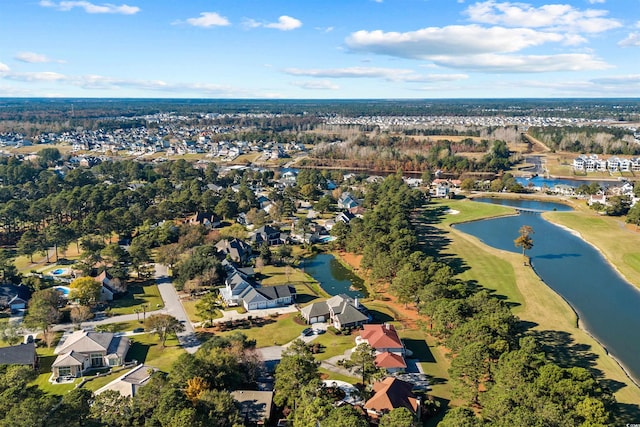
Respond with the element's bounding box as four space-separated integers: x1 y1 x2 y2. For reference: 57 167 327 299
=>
448 198 640 391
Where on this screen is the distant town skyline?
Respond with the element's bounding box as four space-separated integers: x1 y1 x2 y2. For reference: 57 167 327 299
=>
1 0 639 99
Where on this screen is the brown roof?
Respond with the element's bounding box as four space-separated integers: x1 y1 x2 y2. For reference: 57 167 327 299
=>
375 352 407 369
364 377 418 415
360 324 403 350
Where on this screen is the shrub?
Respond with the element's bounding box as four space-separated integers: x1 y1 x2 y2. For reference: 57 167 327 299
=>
327 326 341 335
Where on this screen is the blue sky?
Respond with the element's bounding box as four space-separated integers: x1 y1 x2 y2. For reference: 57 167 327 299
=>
1 0 639 98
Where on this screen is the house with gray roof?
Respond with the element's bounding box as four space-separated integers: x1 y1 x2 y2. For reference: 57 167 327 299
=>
301 294 369 330
0 342 37 369
0 284 31 313
52 330 130 380
216 238 252 264
95 364 156 397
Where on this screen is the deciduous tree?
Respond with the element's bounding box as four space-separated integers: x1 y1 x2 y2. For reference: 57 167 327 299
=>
145 314 185 347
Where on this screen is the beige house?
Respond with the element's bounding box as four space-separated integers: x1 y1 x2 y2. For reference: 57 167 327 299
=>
52 330 130 380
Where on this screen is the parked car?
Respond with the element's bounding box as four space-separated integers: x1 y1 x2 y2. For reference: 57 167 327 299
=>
301 327 314 336
133 328 145 333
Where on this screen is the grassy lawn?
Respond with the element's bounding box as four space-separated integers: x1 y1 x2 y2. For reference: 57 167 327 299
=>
94 320 142 333
126 333 184 372
433 198 640 417
182 298 222 324
258 264 330 300
313 333 356 361
216 313 306 347
82 367 135 392
31 346 81 396
108 282 164 315
318 368 358 383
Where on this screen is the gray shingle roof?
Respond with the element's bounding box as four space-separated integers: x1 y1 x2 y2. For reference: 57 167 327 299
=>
0 343 36 366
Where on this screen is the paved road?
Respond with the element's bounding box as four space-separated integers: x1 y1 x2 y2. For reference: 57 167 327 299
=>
154 264 201 354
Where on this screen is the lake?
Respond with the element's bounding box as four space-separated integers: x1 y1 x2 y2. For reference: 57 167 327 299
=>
301 253 366 299
456 199 640 384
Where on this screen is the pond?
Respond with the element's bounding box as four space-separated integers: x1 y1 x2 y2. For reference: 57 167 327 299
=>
455 199 640 384
472 197 573 212
301 253 366 299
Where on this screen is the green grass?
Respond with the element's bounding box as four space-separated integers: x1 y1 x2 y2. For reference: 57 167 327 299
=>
31 346 80 396
81 367 135 392
216 313 306 347
94 320 142 333
125 333 185 372
313 333 356 361
108 282 164 315
318 367 358 383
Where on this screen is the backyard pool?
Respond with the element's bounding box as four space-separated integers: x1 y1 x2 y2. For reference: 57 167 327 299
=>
55 286 71 297
52 268 68 275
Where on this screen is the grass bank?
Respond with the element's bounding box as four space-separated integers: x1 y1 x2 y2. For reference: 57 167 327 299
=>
432 198 640 417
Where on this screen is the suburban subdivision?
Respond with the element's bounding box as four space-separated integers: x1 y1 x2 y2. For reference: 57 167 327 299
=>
1 98 640 427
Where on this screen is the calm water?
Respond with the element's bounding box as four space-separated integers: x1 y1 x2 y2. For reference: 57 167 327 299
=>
301 253 366 299
456 200 640 383
473 197 573 212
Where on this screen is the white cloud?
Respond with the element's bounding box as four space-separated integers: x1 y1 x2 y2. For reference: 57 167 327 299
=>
428 53 611 72
15 52 65 64
590 75 640 85
183 12 230 28
39 1 140 15
588 0 606 3
283 66 462 82
465 1 621 33
346 25 571 59
618 33 640 47
265 16 302 31
422 73 469 81
291 80 340 90
0 68 249 96
245 15 302 31
5 71 67 82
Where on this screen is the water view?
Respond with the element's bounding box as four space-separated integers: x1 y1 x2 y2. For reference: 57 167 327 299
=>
301 253 366 299
456 199 640 384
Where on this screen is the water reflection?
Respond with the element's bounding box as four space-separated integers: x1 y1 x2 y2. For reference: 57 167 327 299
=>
302 253 366 299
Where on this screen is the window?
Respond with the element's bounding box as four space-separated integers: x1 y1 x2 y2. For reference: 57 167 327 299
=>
108 358 119 367
58 366 71 377
91 353 103 368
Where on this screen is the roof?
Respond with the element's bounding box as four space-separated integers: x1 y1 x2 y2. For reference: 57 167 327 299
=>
52 350 87 367
231 390 274 423
0 343 36 366
0 284 31 305
301 301 330 319
334 303 369 325
256 285 295 300
375 352 407 369
364 377 418 414
360 324 403 350
95 365 156 397
55 330 130 357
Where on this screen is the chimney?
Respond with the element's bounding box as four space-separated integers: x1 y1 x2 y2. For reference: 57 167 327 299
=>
354 298 359 308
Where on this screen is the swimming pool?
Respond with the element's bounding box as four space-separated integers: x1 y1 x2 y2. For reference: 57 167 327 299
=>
55 286 70 297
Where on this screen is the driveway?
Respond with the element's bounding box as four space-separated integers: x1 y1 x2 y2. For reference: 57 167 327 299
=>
154 263 200 354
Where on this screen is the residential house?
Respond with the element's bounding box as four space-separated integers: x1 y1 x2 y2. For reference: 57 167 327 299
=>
336 211 356 224
364 377 421 424
338 192 360 210
0 284 30 312
185 212 221 229
357 324 405 356
0 343 37 369
216 238 252 264
52 330 130 379
95 364 156 397
356 323 407 373
250 225 286 246
219 260 296 310
231 390 274 426
300 294 369 330
94 270 125 301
